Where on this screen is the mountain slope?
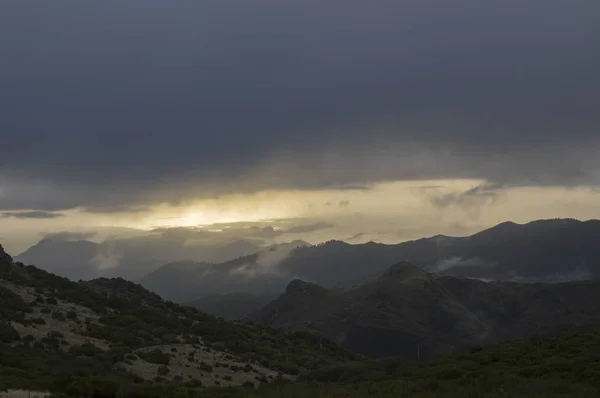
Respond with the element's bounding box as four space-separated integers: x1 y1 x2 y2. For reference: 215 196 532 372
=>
275 218 600 284
139 240 310 302
250 261 600 358
140 219 600 305
0 244 356 396
234 324 600 397
15 235 261 282
186 293 279 320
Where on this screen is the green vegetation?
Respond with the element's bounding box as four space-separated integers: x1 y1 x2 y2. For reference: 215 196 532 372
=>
0 262 355 397
8 258 600 397
139 349 171 365
201 325 600 397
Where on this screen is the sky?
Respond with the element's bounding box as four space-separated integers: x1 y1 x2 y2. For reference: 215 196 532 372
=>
1 1 600 254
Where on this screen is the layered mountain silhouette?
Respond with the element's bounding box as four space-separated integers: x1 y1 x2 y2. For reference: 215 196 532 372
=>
15 234 261 281
139 240 310 302
249 261 600 358
16 218 600 313
141 219 600 311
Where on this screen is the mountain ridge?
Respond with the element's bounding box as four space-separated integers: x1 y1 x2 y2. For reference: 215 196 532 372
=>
250 259 600 358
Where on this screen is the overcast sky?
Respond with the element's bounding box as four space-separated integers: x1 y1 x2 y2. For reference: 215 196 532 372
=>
1 1 600 253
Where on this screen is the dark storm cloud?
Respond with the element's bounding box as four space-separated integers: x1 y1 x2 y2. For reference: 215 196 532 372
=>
1 0 599 211
1 211 65 219
83 205 151 214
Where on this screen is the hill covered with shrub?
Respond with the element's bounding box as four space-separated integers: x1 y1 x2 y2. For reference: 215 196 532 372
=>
0 244 356 397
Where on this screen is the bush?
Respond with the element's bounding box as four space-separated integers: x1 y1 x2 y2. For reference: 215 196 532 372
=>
45 297 58 305
52 312 66 321
157 365 171 376
199 361 213 372
23 334 35 343
0 322 20 342
41 307 51 314
66 311 77 320
139 349 170 365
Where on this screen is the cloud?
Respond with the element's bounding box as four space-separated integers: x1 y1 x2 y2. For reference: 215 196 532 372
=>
431 257 496 273
43 231 98 241
284 222 334 234
90 241 123 271
329 184 372 191
345 232 365 242
1 0 599 211
428 183 503 209
83 205 151 214
1 211 65 219
425 183 505 220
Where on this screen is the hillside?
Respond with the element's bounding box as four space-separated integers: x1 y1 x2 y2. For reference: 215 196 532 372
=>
0 244 356 397
139 219 600 307
209 324 600 397
139 241 310 303
186 293 279 321
250 261 600 358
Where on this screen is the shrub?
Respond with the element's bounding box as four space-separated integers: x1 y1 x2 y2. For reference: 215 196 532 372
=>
139 349 170 365
199 361 213 372
52 312 66 321
23 334 35 343
0 322 20 342
157 365 171 376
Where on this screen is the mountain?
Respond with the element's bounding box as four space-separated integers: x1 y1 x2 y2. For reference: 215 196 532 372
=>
250 261 600 358
15 234 261 281
186 293 279 320
0 244 355 396
274 218 600 285
139 219 600 304
6 241 600 397
14 238 99 280
139 240 310 302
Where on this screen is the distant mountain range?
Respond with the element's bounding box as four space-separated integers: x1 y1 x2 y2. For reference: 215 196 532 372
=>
144 218 600 313
16 218 600 316
15 234 262 281
139 240 311 302
249 261 600 358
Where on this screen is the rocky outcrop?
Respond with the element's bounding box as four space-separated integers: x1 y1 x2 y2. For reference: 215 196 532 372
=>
0 244 14 272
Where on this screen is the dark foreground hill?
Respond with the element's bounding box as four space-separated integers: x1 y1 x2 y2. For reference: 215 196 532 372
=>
0 244 355 397
140 219 600 312
250 261 600 358
207 324 600 397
